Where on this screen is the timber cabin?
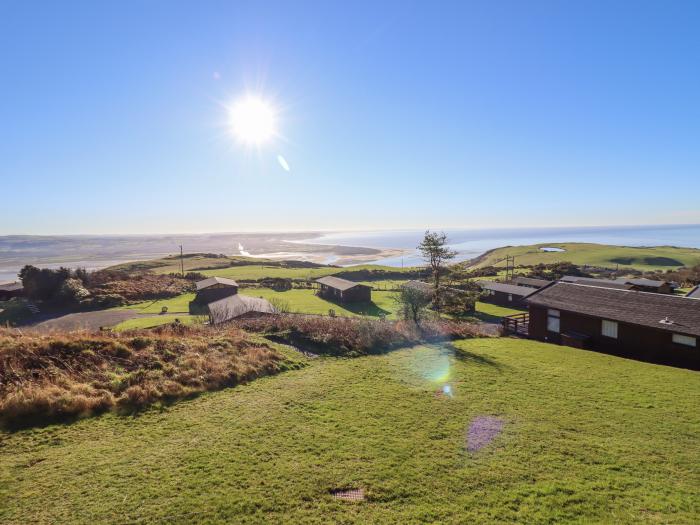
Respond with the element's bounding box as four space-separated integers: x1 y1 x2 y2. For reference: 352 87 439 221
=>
477 281 534 308
511 276 553 289
315 276 371 303
190 277 276 323
561 275 674 294
0 282 24 301
191 277 239 306
526 281 700 369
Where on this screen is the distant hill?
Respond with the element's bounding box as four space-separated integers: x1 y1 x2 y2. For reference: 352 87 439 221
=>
467 243 700 271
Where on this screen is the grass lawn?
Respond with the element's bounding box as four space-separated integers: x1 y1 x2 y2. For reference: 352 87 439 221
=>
1 338 698 523
0 300 32 326
473 302 525 323
118 293 196 314
471 243 700 271
200 264 418 281
112 314 201 331
243 287 399 318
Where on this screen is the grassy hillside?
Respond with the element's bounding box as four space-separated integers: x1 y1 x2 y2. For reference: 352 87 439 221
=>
1 338 698 523
470 242 700 271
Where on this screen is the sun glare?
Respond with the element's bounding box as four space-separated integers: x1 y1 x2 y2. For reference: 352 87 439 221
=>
228 96 276 146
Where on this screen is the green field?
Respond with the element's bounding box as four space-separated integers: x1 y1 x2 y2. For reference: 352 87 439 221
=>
113 314 201 331
200 263 418 281
112 288 518 330
1 338 697 523
470 243 700 271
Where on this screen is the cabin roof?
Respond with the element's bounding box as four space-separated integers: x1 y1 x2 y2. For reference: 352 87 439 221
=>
195 276 239 291
616 277 671 288
512 277 553 288
477 281 537 297
527 282 700 337
207 294 276 324
315 276 367 291
0 281 23 292
560 276 634 290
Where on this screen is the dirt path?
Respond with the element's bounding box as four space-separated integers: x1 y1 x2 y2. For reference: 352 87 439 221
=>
26 310 147 333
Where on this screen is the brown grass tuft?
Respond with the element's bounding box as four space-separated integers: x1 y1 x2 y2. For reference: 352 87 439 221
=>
0 325 294 426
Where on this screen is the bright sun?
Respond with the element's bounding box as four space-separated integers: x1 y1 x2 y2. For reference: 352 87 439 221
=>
228 96 276 146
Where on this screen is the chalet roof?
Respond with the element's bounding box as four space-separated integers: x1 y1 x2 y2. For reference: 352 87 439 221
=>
0 281 23 292
315 276 367 291
512 277 553 289
195 276 239 291
560 276 633 290
616 277 671 289
687 285 700 299
477 281 537 297
207 294 277 324
527 282 700 337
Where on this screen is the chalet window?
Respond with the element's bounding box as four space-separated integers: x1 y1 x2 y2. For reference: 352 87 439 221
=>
601 320 618 339
508 294 513 302
672 334 697 347
547 309 560 333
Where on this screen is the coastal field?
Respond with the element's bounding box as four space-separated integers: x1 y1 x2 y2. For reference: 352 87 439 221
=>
110 285 522 331
1 338 697 523
469 243 700 271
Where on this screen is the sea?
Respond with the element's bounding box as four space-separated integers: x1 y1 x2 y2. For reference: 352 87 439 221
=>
298 224 700 267
1 224 698 282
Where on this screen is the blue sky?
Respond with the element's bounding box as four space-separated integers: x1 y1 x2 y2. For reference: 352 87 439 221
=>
1 0 699 234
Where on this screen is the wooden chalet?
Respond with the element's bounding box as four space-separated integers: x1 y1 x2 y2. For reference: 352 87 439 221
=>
0 282 24 301
526 281 700 369
191 277 239 306
477 281 534 308
315 276 371 303
511 277 553 289
561 275 674 294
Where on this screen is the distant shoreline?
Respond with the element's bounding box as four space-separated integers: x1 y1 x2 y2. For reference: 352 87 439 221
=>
2 224 700 283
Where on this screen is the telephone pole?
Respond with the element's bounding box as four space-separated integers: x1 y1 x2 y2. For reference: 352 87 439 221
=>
179 245 184 277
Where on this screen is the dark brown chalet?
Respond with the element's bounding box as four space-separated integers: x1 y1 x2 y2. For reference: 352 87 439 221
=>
0 282 24 301
477 281 534 308
560 275 674 294
315 276 371 303
189 277 239 313
512 277 553 289
527 282 700 369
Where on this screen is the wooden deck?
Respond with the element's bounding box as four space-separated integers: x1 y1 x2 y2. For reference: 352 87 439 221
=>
502 312 529 337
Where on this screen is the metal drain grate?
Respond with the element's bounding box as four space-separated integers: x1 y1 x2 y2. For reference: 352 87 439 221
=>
331 488 365 502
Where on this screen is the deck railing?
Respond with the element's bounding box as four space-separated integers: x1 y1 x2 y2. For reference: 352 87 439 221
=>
502 312 529 336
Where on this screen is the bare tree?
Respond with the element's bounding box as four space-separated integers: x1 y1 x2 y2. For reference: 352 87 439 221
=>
417 231 457 298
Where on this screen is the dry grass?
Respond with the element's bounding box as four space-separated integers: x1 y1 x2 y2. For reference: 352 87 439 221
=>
234 315 489 357
87 270 194 301
0 325 296 426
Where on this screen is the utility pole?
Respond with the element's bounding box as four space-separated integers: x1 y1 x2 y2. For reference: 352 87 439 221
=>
179 245 184 277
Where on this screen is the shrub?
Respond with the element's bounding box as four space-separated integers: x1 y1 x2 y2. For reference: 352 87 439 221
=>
235 315 487 357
